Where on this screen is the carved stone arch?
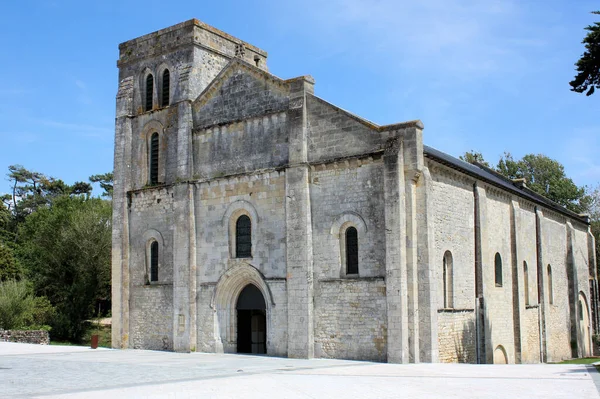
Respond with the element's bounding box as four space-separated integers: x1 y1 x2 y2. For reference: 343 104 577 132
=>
222 200 259 258
143 229 164 284
493 345 508 364
330 211 367 277
330 211 367 237
140 120 167 186
156 62 173 107
139 67 155 112
210 262 274 353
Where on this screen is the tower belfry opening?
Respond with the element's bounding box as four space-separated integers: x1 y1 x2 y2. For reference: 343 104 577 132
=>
236 284 266 354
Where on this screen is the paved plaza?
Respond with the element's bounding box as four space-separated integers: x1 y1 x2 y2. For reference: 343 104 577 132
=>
1 342 599 398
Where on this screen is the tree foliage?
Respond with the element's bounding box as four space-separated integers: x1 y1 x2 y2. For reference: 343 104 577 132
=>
0 279 54 330
0 244 20 282
89 172 114 198
586 187 600 277
18 195 111 340
0 196 20 280
460 151 590 214
570 11 600 96
7 165 92 225
0 200 13 240
0 165 112 339
459 150 490 167
496 153 589 213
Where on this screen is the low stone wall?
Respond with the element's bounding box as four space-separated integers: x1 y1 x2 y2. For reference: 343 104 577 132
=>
0 330 50 345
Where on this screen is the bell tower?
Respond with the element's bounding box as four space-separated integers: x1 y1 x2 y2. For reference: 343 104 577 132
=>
111 19 268 350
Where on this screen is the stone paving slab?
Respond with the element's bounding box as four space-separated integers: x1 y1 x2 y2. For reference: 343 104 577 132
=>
1 342 598 398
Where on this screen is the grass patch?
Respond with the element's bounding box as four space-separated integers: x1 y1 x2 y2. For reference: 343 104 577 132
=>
49 340 84 347
50 321 111 348
554 357 600 365
81 324 112 348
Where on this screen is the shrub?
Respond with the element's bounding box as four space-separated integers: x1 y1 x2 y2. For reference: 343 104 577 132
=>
0 279 54 330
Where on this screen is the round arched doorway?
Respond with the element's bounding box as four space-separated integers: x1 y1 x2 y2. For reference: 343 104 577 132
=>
236 284 266 354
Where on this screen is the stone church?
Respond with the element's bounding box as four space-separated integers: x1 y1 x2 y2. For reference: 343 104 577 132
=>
112 19 598 363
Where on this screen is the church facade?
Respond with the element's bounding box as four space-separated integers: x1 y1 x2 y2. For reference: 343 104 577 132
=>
112 19 598 363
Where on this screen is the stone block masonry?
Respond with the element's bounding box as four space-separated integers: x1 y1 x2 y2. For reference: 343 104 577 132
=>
0 330 50 345
315 278 387 361
112 19 599 364
437 311 476 363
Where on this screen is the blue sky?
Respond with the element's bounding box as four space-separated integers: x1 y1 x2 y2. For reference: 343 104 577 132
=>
0 0 598 196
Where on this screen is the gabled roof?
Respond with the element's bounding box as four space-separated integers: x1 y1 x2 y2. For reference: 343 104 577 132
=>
193 57 310 109
423 145 589 224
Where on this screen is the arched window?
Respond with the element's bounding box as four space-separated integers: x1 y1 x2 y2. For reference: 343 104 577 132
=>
149 132 159 185
333 214 366 278
150 241 159 282
547 265 553 304
345 227 358 275
495 253 502 287
443 251 454 308
161 69 170 107
236 215 252 258
523 261 529 305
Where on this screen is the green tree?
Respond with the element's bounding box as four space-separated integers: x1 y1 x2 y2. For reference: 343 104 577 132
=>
570 11 600 96
0 198 20 280
89 172 114 198
0 279 54 330
0 198 12 241
495 153 589 213
585 187 600 278
7 165 92 225
18 195 111 340
459 151 490 167
0 244 20 282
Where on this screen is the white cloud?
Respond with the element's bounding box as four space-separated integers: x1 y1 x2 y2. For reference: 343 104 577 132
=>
288 0 543 81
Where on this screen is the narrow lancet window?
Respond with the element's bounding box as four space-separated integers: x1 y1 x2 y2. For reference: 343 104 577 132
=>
495 253 503 287
161 69 170 107
236 215 252 258
443 251 454 308
150 241 159 282
145 74 154 111
149 132 159 185
547 265 553 304
524 261 529 305
346 227 358 275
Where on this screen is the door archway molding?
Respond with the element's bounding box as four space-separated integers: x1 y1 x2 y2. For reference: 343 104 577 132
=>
211 262 274 352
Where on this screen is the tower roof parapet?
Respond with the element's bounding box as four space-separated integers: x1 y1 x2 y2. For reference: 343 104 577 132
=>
117 19 267 68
